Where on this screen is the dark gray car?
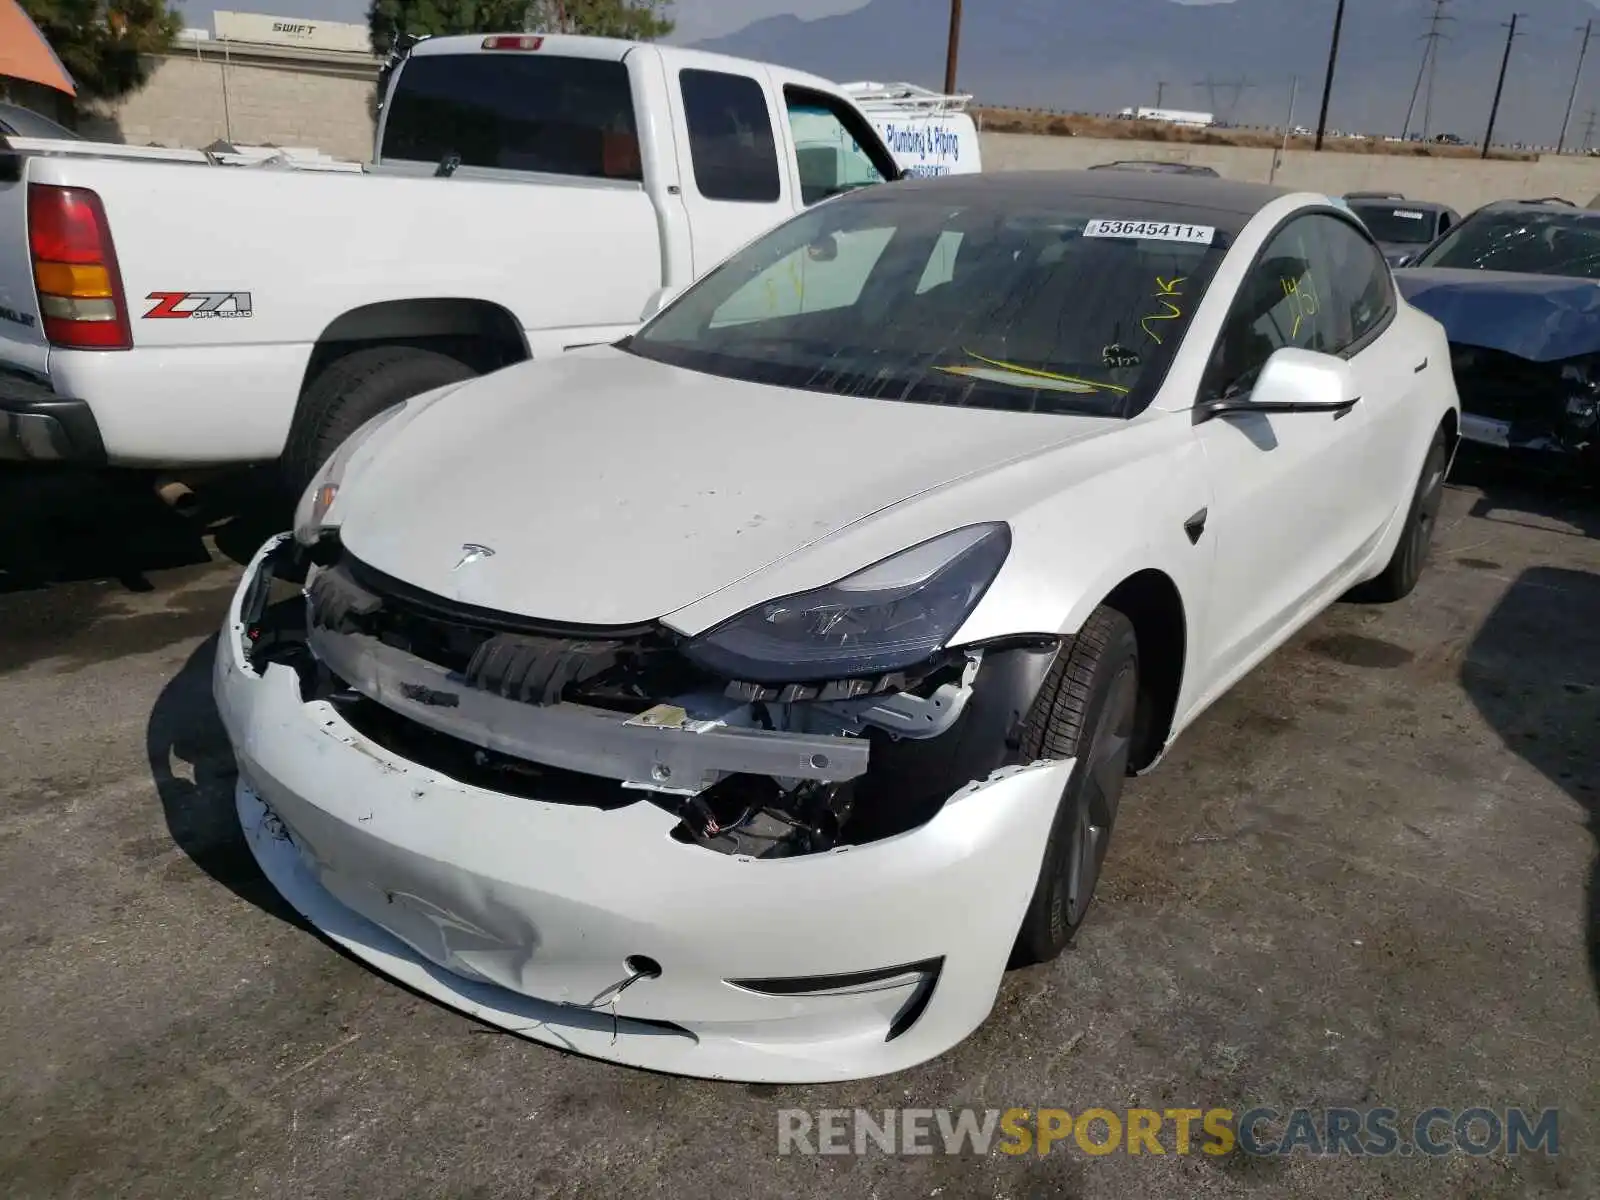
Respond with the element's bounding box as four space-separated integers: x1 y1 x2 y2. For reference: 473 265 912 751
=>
1088 160 1220 177
1343 196 1459 266
0 102 81 141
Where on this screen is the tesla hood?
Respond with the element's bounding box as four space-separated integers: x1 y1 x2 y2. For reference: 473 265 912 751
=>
334 348 1119 626
1395 267 1600 363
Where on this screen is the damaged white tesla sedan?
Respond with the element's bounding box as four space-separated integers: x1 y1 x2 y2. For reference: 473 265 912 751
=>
216 171 1460 1083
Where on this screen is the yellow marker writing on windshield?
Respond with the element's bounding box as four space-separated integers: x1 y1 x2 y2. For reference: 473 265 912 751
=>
937 350 1131 395
1140 276 1187 344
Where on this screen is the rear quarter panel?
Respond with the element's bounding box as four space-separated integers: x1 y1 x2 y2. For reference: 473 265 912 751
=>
0 165 48 378
26 155 662 462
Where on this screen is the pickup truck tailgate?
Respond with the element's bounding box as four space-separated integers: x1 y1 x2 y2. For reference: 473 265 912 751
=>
0 168 48 379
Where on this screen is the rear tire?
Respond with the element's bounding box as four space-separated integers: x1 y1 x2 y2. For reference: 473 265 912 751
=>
280 346 477 501
1011 606 1140 967
1347 426 1448 604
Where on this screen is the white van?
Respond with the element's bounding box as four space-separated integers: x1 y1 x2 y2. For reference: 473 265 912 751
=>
840 81 983 177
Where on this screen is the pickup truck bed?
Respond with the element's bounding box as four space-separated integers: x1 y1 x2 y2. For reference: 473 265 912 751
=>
0 33 902 492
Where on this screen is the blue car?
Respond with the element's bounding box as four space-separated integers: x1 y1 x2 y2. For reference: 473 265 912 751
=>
1394 198 1600 470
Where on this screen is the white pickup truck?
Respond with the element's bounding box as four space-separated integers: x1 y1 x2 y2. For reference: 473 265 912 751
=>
0 34 902 493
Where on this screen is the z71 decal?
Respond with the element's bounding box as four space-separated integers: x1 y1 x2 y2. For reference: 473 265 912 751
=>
0 303 37 329
143 291 253 319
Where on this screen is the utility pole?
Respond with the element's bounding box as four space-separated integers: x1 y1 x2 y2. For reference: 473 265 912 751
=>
1270 75 1300 184
1315 0 1347 150
1482 13 1523 159
1557 19 1594 154
943 0 963 95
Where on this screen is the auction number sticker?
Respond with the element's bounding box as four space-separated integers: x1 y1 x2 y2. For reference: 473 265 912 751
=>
1084 219 1216 245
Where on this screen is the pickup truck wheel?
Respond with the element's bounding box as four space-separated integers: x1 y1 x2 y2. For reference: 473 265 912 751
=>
282 346 477 500
1346 426 1448 604
1011 606 1139 967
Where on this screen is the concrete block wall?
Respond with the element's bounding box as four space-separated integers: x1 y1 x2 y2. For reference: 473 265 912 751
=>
978 132 1600 213
83 57 1600 211
94 55 378 162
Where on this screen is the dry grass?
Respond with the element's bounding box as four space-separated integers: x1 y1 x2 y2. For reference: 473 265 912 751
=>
974 108 1540 161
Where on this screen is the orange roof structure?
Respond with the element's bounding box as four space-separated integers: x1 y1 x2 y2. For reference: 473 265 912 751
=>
0 0 77 97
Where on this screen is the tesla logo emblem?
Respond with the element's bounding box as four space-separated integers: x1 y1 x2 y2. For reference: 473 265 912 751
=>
452 543 495 571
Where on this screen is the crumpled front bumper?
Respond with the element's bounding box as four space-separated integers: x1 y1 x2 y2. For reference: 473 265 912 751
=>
215 535 1072 1084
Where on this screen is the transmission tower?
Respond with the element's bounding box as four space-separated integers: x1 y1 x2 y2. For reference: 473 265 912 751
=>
1194 75 1256 125
1402 0 1454 140
1584 107 1599 152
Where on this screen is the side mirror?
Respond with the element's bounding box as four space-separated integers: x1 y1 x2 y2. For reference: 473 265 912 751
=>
1395 253 1414 267
805 233 839 262
1197 347 1360 423
639 285 685 323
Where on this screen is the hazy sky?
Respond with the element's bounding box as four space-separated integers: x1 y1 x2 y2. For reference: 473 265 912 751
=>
172 0 877 41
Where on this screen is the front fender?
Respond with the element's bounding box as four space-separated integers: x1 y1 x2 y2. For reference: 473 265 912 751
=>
949 430 1214 648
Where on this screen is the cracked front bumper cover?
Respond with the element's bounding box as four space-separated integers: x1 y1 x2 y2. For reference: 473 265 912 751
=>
216 535 1073 1083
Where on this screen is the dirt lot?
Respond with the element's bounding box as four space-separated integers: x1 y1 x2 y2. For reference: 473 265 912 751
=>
0 459 1595 1199
972 110 1540 161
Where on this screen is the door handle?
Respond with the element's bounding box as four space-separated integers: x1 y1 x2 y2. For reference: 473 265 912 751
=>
1413 358 1428 373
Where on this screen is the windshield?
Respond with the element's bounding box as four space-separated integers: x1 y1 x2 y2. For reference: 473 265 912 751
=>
625 191 1233 417
1348 204 1438 244
1412 208 1600 278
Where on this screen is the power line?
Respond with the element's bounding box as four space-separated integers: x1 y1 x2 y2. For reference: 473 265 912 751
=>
1482 13 1523 159
1557 19 1594 154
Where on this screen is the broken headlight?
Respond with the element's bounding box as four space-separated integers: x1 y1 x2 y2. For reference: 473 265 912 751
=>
292 402 410 546
680 523 1011 684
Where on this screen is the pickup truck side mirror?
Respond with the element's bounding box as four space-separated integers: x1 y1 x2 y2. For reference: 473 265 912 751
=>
639 285 685 323
1394 253 1414 267
805 234 839 262
1196 347 1361 424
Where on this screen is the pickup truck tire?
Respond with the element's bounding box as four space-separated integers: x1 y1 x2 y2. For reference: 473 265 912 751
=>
281 346 477 500
1010 606 1139 967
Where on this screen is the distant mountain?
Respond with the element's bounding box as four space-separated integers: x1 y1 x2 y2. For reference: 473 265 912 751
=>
694 0 1600 147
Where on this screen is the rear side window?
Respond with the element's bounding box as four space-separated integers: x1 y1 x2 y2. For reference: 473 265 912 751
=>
680 68 781 203
381 53 642 181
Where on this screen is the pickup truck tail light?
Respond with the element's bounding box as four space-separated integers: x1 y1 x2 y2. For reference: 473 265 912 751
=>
27 183 132 350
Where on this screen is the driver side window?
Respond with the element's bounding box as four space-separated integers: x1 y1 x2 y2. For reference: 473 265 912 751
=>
784 87 891 205
1204 216 1337 398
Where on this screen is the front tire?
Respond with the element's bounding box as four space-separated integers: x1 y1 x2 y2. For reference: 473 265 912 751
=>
1011 606 1140 967
1347 426 1448 604
280 346 477 501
